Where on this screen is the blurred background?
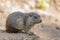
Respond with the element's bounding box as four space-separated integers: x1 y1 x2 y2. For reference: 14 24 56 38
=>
0 0 60 40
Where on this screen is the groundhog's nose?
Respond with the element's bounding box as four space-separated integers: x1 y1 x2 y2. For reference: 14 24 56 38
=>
39 20 42 23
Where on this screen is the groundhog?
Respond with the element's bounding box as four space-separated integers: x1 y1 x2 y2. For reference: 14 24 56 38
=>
6 12 42 35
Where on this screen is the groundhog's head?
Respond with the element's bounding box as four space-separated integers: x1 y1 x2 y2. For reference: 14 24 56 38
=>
25 12 42 26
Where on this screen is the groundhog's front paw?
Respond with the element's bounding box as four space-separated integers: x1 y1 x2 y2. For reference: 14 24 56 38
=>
27 32 35 35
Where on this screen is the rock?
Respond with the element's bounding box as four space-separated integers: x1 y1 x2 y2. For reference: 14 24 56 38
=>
0 31 40 40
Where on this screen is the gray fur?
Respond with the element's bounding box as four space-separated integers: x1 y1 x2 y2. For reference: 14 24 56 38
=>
6 12 42 34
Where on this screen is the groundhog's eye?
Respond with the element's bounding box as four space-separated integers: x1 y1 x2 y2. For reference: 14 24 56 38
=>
34 16 37 19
